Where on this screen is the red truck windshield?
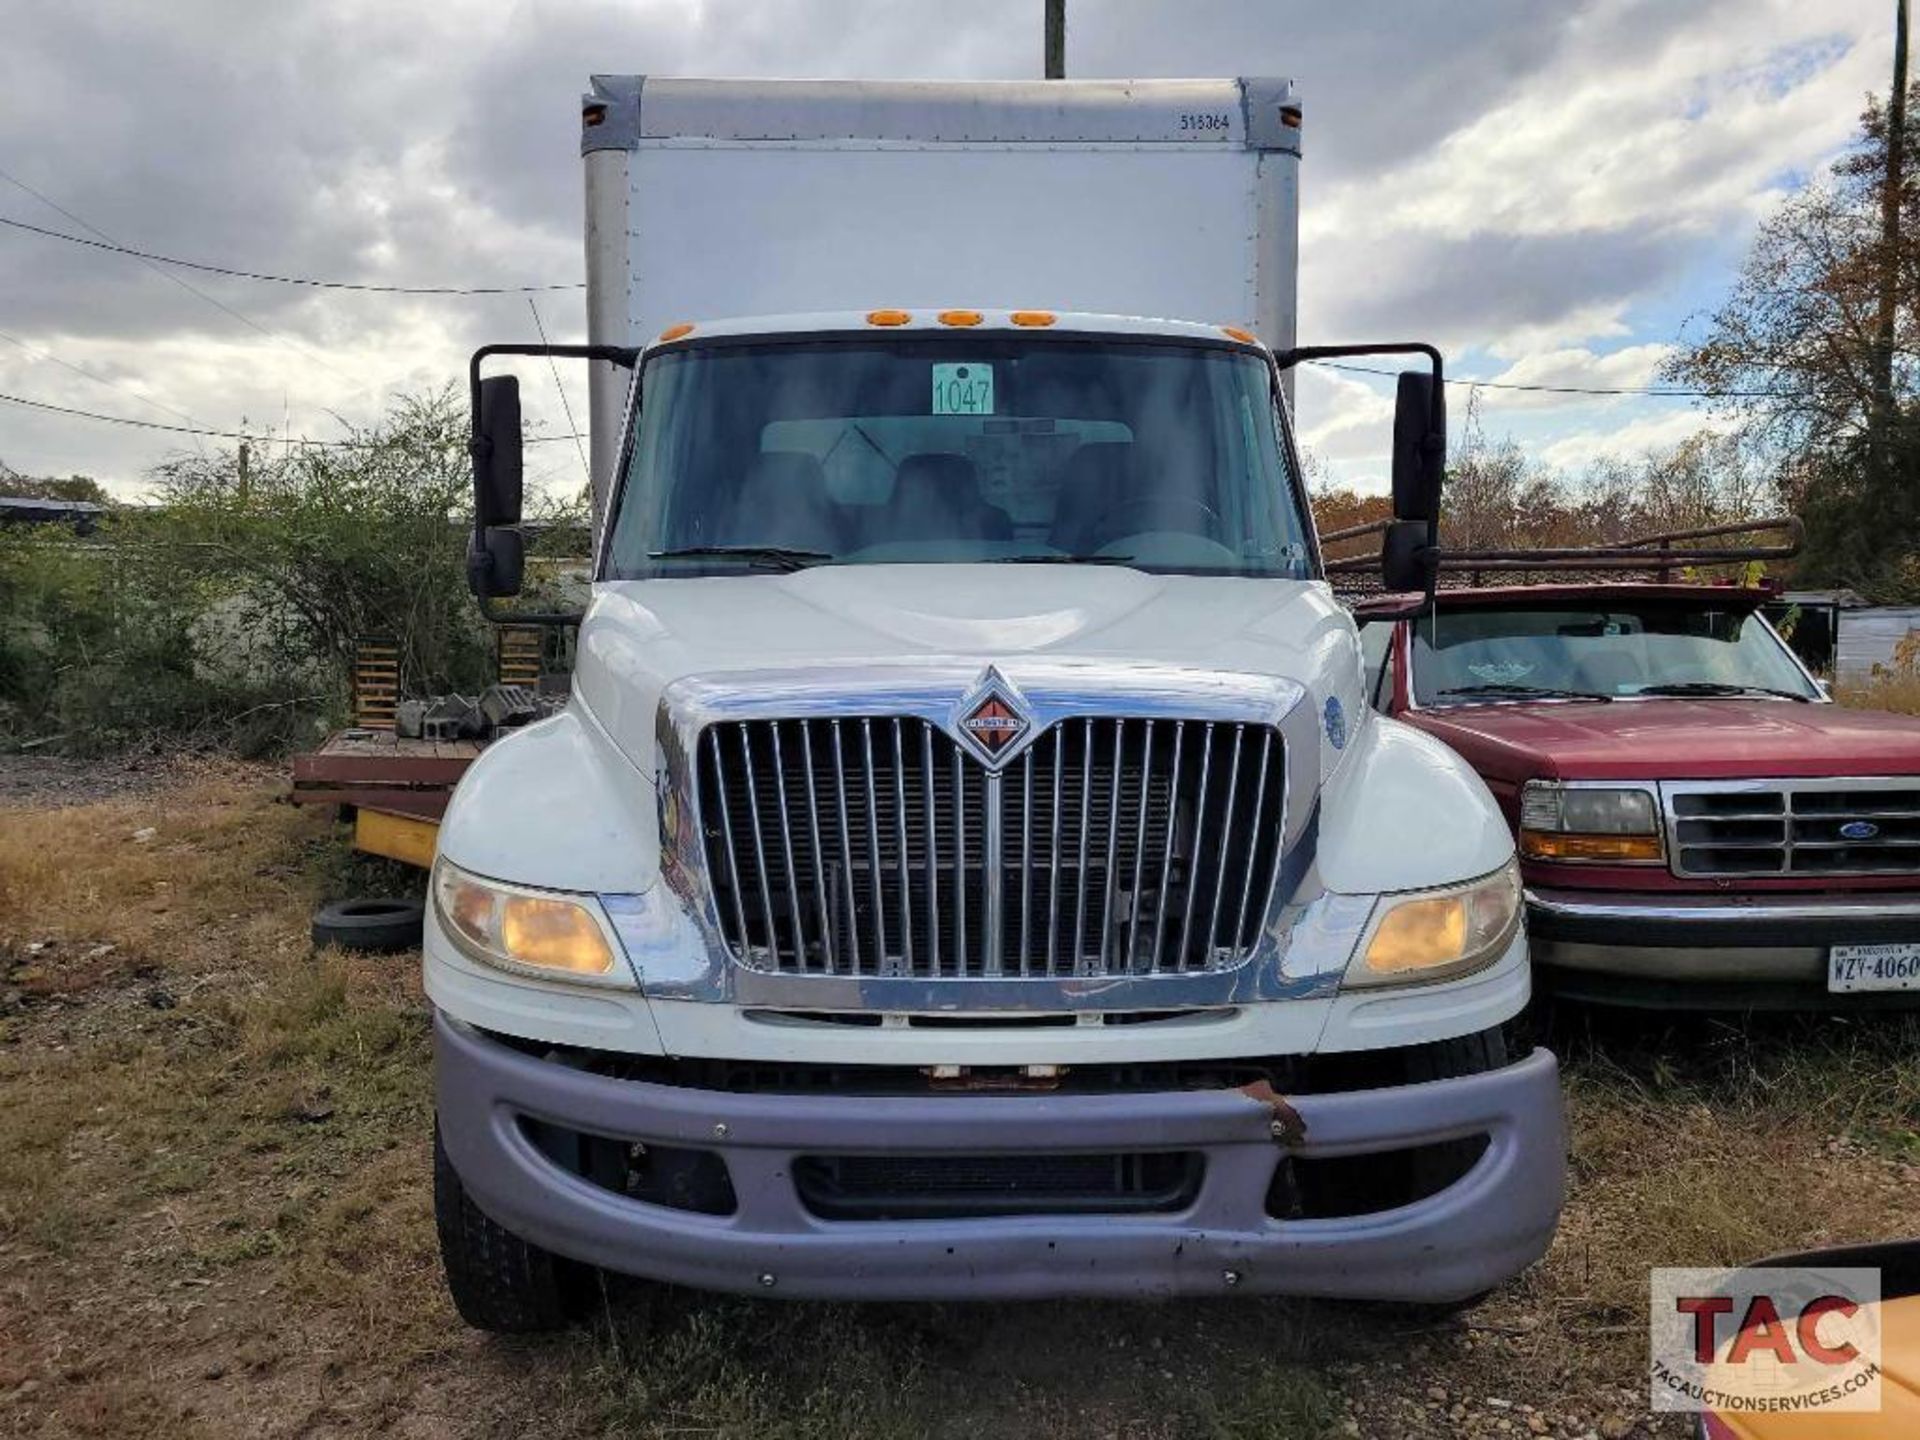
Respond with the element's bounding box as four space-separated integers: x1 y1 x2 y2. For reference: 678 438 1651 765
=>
603 336 1313 580
1411 603 1820 705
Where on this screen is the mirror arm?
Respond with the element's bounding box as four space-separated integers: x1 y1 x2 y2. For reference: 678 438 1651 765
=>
468 341 639 442
1277 341 1447 601
478 596 586 629
1272 341 1444 441
469 343 640 511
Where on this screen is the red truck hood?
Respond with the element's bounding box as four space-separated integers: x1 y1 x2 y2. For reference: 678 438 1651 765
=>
1408 699 1920 783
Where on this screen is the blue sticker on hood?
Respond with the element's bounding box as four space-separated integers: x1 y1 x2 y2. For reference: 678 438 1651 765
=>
1323 695 1346 750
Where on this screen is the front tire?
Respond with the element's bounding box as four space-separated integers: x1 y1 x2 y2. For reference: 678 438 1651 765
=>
434 1119 589 1332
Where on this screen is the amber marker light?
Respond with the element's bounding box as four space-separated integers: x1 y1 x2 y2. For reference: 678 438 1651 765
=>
1520 831 1665 863
937 309 984 327
1009 310 1057 327
866 308 913 326
1221 325 1260 344
657 322 695 342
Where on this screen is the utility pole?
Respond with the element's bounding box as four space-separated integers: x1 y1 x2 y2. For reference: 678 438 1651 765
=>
1873 0 1909 482
1045 0 1065 79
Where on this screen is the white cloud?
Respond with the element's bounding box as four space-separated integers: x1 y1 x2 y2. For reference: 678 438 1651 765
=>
0 0 1898 492
1536 407 1737 472
1468 342 1676 412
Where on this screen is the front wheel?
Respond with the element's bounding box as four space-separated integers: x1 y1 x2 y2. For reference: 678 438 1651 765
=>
434 1119 590 1332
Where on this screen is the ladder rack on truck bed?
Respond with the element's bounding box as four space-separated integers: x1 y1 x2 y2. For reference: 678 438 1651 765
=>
1322 515 1802 593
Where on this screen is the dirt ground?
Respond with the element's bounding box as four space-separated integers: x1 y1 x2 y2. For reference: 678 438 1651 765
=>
2 764 1917 1440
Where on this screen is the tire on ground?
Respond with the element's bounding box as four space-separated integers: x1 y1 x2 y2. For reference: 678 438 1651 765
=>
434 1119 590 1332
309 897 425 953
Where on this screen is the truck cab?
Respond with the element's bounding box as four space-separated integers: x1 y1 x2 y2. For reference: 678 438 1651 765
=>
1355 580 1920 1009
425 78 1564 1330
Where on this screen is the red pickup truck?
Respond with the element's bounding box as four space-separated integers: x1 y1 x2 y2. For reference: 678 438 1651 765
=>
1351 581 1920 1009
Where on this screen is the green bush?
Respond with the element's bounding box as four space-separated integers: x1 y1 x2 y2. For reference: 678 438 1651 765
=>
0 388 587 756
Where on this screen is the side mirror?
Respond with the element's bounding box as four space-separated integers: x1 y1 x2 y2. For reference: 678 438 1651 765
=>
473 375 524 528
1391 371 1445 523
1381 519 1436 593
468 525 525 599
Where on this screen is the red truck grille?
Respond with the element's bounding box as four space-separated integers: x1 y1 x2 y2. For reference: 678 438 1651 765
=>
1665 779 1920 877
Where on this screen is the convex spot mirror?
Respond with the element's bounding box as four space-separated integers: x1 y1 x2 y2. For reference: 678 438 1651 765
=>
1381 519 1436 593
468 525 524 599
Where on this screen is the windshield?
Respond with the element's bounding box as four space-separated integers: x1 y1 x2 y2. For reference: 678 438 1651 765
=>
1410 603 1819 705
603 336 1314 579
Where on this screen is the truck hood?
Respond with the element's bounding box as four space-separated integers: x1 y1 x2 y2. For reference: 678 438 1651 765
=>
572 565 1357 775
1409 698 1920 783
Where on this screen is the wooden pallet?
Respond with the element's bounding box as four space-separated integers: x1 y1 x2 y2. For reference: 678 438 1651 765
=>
496 626 543 688
352 639 400 730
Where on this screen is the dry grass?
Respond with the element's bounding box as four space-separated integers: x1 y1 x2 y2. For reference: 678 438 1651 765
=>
2 771 1918 1438
1834 670 1920 714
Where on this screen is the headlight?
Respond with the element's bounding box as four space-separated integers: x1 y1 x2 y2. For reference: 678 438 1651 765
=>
1344 861 1522 988
431 859 628 984
1519 780 1663 862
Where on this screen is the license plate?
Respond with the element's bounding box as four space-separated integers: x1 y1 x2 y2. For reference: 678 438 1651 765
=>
1829 942 1920 992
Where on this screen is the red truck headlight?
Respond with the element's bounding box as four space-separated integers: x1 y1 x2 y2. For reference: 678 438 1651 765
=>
1519 780 1663 863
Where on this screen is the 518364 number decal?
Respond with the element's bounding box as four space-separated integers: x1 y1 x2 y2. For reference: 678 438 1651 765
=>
1178 113 1232 134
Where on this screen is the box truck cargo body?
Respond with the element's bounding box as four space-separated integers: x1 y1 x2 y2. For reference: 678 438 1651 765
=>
430 77 1564 1331
578 76 1302 527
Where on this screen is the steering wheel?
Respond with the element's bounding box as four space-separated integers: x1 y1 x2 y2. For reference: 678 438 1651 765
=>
1098 494 1221 544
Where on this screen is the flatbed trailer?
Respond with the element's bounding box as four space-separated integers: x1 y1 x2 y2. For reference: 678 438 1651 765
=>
290 729 481 868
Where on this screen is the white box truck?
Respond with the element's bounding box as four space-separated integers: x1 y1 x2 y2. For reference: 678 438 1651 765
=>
430 76 1564 1330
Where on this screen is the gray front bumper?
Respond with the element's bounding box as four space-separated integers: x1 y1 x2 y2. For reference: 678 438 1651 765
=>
1528 888 1920 1004
434 1013 1565 1303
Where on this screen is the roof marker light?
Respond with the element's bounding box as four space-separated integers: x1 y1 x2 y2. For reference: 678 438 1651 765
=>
937 309 983 327
866 309 912 327
657 322 695 342
1221 326 1259 345
1010 310 1056 328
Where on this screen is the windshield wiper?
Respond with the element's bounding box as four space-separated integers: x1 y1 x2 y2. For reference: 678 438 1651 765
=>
986 553 1137 566
647 545 831 573
1632 681 1813 702
1435 683 1614 702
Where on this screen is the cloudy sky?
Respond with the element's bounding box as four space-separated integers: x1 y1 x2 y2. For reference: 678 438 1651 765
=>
0 0 1897 499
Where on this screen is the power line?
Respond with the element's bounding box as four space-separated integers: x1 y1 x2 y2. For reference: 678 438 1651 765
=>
0 328 202 425
1309 357 1788 400
527 297 591 486
0 390 584 448
1 390 359 446
0 213 584 296
0 167 366 392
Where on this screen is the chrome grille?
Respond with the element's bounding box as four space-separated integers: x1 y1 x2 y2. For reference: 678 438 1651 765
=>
1666 779 1920 877
696 716 1286 977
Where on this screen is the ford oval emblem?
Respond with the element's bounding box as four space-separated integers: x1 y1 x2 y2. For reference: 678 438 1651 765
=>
1323 695 1347 751
1839 820 1881 841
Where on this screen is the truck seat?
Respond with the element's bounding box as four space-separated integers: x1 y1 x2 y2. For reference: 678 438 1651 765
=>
886 453 1013 543
1048 441 1140 553
725 451 846 552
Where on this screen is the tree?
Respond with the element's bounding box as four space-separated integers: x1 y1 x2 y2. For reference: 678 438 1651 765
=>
0 467 111 505
1663 74 1920 596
